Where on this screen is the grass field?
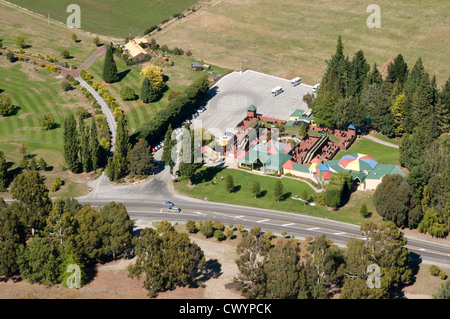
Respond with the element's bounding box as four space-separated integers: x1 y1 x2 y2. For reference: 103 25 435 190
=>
87 54 230 133
152 0 450 86
0 3 100 67
336 137 400 165
0 59 91 197
8 0 200 39
174 166 382 225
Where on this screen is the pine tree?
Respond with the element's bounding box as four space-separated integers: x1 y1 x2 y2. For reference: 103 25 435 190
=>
391 92 406 137
109 114 130 180
90 118 101 170
0 151 7 191
63 114 80 173
102 45 119 83
129 138 154 175
79 117 92 172
162 125 174 164
140 77 157 103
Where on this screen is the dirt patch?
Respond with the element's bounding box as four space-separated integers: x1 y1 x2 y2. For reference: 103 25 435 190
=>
402 263 450 298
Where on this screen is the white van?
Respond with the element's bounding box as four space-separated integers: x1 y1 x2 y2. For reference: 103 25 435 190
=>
271 86 283 97
312 83 320 93
290 77 301 87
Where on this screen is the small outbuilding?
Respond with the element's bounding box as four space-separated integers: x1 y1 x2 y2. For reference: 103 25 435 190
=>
191 62 203 71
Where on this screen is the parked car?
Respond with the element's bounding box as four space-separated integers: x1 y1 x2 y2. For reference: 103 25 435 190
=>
162 201 174 207
312 83 320 93
168 206 181 213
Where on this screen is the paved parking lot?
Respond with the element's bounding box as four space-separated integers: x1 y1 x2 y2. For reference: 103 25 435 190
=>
195 70 314 134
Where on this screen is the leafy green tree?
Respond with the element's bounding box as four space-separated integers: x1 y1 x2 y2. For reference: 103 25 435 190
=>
58 248 87 288
60 49 70 59
17 237 60 286
64 114 80 173
373 174 412 228
41 113 56 130
298 123 307 137
89 117 102 170
71 34 77 42
129 138 154 175
225 174 234 194
140 77 157 103
79 117 92 172
0 202 26 279
341 222 412 299
16 37 25 48
360 203 369 218
274 179 283 202
128 223 205 297
433 279 450 299
102 45 119 83
11 171 52 236
74 205 101 260
98 202 133 260
0 151 7 191
418 208 448 238
185 220 197 233
162 125 175 169
44 198 79 249
251 180 261 199
93 36 100 47
234 226 270 298
265 240 303 299
0 94 14 116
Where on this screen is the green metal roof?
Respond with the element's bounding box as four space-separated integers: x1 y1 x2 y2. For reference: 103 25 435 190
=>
247 104 257 112
292 163 310 173
365 164 406 180
290 109 303 118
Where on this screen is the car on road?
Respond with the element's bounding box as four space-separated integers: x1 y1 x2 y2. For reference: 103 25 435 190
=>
162 201 174 207
168 206 181 213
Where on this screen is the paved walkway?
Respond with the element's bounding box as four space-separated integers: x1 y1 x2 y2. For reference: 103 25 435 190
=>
362 135 399 148
76 77 117 149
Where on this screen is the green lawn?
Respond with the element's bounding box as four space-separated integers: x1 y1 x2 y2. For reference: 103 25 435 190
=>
87 54 230 133
174 166 381 225
9 0 199 39
0 59 91 197
336 137 400 165
0 3 100 68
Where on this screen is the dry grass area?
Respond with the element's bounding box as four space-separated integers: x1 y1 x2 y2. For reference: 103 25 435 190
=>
402 264 450 299
153 0 450 85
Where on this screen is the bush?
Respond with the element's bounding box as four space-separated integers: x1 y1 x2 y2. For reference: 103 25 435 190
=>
185 220 197 233
41 114 56 130
213 230 225 241
120 86 137 101
430 265 440 276
439 271 448 280
200 220 214 238
213 220 224 231
360 203 370 218
50 177 63 192
0 94 14 116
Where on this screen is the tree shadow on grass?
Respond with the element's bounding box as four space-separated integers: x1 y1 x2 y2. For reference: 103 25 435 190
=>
118 69 131 82
191 164 226 185
257 190 267 199
281 192 292 201
231 185 241 193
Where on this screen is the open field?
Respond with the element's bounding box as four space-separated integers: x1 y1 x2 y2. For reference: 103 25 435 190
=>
152 0 450 86
336 137 400 165
8 0 200 39
87 54 230 133
174 166 382 225
0 58 92 197
0 2 100 67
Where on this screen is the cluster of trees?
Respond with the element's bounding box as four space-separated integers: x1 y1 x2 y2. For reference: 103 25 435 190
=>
137 75 210 147
64 114 107 173
234 222 412 299
128 221 205 297
106 115 154 181
321 172 353 209
0 171 134 287
310 37 449 140
375 138 449 237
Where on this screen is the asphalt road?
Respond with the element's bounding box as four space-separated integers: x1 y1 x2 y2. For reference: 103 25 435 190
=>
79 167 450 267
